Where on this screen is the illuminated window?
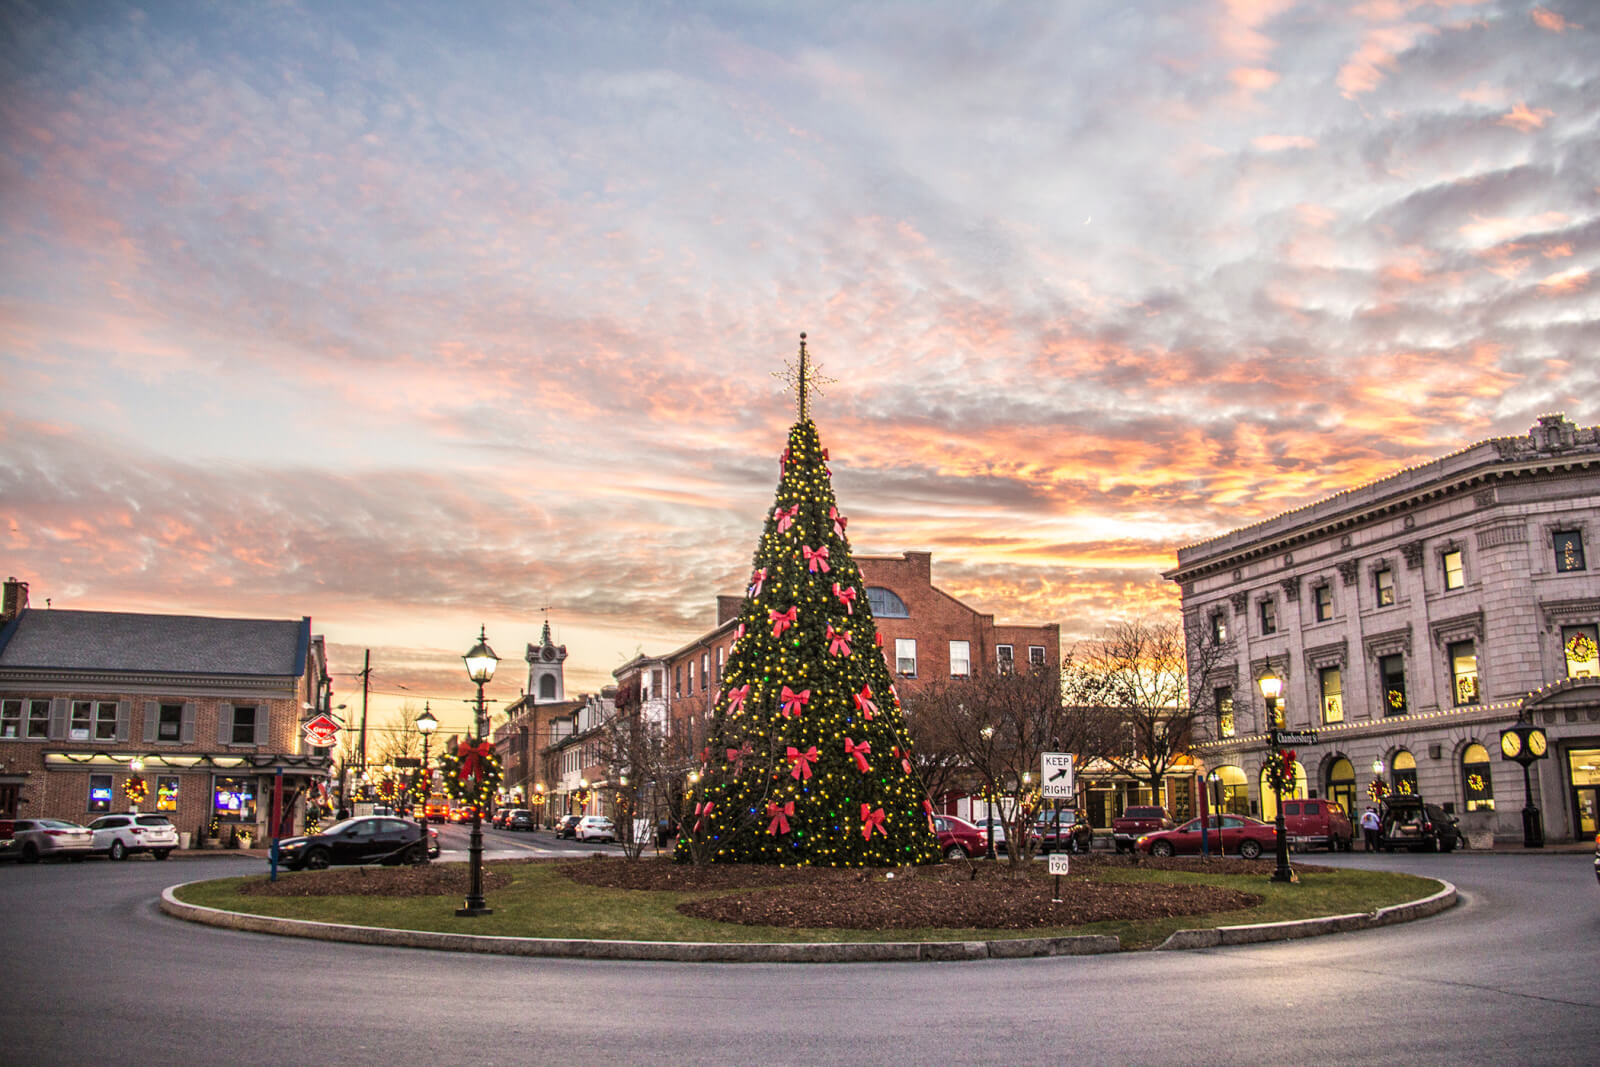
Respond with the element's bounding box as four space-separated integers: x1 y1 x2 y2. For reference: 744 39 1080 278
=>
1259 599 1277 635
1391 750 1418 797
1214 688 1235 739
1314 585 1333 623
950 641 971 678
1449 640 1479 705
1461 744 1494 812
156 776 180 813
1319 667 1343 724
1554 530 1587 573
1564 624 1599 679
895 638 917 677
88 773 113 814
1210 612 1228 643
1442 549 1464 590
212 775 257 823
1380 654 1407 716
1375 566 1395 606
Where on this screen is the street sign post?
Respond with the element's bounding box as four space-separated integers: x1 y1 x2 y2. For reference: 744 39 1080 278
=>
1041 752 1075 798
1048 851 1069 903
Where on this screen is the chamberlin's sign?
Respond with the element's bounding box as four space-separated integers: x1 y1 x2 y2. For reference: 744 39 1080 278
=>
1272 729 1319 746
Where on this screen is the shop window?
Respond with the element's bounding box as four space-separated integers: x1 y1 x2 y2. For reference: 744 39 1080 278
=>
1461 743 1494 812
1553 530 1586 573
1259 599 1277 635
949 640 971 678
213 776 257 823
1319 667 1344 724
1327 757 1356 818
1374 566 1395 606
895 638 917 677
1449 640 1479 705
866 587 909 618
1314 585 1333 623
88 773 114 813
1442 549 1464 590
1391 750 1418 797
1028 646 1046 667
996 645 1014 674
1215 688 1235 738
156 776 180 813
1564 624 1599 679
1379 654 1407 716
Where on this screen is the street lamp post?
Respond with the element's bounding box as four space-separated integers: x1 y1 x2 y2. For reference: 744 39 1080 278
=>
457 626 498 917
1258 674 1294 884
416 703 437 862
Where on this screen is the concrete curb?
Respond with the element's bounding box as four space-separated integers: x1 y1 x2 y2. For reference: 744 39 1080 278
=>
158 878 1453 963
1154 880 1457 950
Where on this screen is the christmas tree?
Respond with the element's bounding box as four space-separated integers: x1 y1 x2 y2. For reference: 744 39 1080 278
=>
678 335 940 866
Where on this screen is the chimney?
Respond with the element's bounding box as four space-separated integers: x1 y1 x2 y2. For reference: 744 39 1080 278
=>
2 577 28 622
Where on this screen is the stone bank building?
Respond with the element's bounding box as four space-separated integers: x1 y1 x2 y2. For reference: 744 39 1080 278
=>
1165 415 1600 845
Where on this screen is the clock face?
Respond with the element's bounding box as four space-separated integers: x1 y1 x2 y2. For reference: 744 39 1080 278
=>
1501 731 1522 758
1528 729 1547 756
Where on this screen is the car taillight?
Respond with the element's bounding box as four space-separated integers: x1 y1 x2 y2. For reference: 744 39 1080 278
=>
46 830 65 837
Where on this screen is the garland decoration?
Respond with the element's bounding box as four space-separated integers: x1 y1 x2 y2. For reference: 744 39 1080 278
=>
437 740 501 816
1367 777 1390 802
124 775 148 805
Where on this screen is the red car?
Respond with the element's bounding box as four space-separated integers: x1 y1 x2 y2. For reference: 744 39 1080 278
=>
1136 814 1277 859
932 814 988 860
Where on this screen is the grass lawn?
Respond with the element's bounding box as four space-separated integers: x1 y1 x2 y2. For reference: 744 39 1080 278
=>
172 859 1441 950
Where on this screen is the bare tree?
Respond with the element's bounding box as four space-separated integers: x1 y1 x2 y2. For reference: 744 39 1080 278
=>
597 676 675 859
1063 617 1235 805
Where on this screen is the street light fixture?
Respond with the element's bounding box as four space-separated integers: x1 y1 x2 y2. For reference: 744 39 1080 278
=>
416 703 437 857
457 625 498 917
1258 673 1294 884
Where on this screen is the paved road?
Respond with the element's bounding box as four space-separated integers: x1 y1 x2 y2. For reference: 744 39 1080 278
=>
1 846 1595 1065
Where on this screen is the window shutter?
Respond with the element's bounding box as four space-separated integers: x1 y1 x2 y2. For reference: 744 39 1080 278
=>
116 700 131 742
49 698 69 740
143 702 159 743
220 706 232 745
180 703 196 744
254 705 269 747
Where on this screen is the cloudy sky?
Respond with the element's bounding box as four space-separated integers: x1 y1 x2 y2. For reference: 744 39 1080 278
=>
3 0 1595 739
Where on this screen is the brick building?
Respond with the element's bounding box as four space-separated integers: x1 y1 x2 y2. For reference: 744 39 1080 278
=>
0 578 334 842
1165 415 1600 845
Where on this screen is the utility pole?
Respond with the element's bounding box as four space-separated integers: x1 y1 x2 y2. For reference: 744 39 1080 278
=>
357 650 372 783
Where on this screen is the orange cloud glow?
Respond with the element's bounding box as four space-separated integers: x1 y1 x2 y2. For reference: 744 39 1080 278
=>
1498 102 1552 131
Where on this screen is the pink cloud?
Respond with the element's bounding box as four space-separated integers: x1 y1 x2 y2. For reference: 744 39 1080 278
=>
1337 23 1438 97
1538 268 1589 293
1252 134 1316 151
1531 7 1571 32
1498 102 1552 131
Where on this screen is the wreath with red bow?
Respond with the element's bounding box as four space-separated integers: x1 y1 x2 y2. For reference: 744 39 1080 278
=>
436 740 501 815
124 775 148 805
1264 748 1298 796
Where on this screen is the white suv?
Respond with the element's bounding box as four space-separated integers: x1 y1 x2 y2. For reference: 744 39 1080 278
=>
574 815 616 842
88 812 180 860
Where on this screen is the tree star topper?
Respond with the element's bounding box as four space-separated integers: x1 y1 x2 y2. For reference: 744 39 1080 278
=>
772 331 836 421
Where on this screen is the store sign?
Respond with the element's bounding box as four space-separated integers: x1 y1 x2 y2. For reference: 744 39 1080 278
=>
302 714 341 748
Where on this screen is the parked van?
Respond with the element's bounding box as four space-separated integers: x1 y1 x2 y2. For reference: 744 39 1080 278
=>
1281 798 1353 851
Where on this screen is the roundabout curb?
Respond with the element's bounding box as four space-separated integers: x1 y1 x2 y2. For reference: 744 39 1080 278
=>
158 878 1456 963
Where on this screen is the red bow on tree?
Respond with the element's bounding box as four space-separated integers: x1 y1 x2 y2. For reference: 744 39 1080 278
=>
802 545 830 573
749 568 767 596
770 606 798 637
726 742 754 774
893 746 912 774
693 801 715 833
829 506 847 539
456 740 494 785
860 804 886 840
766 801 794 836
725 683 751 713
779 447 791 472
775 505 799 533
787 745 818 780
844 737 872 773
780 686 811 718
853 685 877 720
833 583 856 614
827 625 851 657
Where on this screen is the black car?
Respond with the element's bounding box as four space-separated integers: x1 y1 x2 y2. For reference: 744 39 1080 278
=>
277 816 439 870
1035 809 1094 854
1377 797 1461 852
556 814 581 839
506 809 535 831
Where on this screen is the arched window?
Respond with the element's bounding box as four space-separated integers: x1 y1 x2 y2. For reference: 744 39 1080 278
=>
1462 743 1494 811
866 587 908 618
1326 757 1356 817
1210 765 1250 816
1391 750 1418 797
1259 759 1307 821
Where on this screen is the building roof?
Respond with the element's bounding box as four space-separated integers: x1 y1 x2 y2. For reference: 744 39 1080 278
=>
0 609 311 677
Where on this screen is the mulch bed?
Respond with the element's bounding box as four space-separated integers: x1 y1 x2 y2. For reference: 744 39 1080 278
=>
238 862 515 898
562 854 1275 930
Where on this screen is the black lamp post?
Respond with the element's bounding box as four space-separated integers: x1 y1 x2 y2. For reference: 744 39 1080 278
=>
1259 674 1295 884
416 703 437 861
457 626 498 917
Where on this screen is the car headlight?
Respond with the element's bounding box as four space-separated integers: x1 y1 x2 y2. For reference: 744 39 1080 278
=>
1136 835 1150 846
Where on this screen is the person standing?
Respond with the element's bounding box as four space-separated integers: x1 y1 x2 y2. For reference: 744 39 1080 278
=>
1361 806 1381 851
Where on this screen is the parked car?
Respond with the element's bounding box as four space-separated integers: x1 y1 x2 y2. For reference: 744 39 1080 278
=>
574 815 616 842
87 812 179 860
491 808 512 829
1112 805 1174 853
506 809 535 831
556 814 582 839
1280 798 1354 852
1035 809 1094 854
9 818 94 862
969 817 1013 853
932 814 988 860
1377 797 1461 852
1137 814 1278 859
0 818 17 861
277 816 439 870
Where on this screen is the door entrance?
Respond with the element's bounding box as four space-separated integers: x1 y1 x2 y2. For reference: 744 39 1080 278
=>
1574 786 1598 838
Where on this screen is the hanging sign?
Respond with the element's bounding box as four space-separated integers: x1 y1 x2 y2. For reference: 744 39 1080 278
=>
302 714 341 748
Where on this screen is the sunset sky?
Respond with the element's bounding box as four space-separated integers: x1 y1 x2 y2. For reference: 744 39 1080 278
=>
3 1 1595 741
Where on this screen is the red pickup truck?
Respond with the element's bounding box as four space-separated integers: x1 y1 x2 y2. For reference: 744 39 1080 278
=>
1112 805 1174 853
